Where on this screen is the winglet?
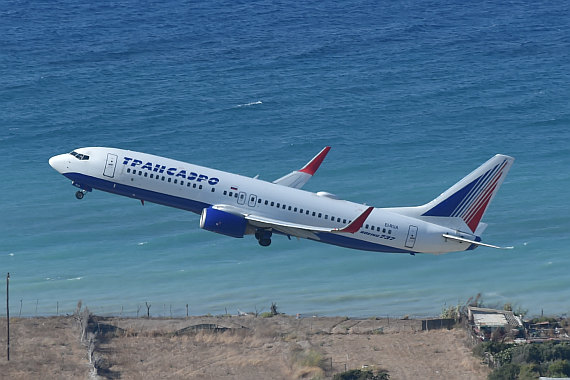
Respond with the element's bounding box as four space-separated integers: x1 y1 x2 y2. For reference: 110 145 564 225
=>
299 146 331 175
335 206 374 234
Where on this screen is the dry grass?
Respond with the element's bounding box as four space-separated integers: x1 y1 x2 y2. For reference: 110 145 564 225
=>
0 314 490 379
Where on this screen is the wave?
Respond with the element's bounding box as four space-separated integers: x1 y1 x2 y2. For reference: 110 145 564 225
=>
235 100 263 108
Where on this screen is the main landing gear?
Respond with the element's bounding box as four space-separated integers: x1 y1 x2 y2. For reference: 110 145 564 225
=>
255 229 272 247
75 190 86 200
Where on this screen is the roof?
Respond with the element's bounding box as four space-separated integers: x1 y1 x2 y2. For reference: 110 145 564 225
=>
468 306 523 328
474 313 508 328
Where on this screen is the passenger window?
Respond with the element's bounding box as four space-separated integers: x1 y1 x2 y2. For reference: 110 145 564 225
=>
199 185 203 190
174 179 177 184
168 178 172 183
318 213 322 218
211 188 215 192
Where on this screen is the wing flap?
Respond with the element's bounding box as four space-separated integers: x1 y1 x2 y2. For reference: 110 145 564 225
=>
246 206 373 240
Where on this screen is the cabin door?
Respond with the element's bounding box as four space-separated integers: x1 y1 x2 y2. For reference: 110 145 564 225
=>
103 153 118 178
405 225 418 248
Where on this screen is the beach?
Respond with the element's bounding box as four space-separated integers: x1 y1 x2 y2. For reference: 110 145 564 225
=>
0 313 489 379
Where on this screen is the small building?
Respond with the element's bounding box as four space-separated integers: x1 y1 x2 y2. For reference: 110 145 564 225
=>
467 306 523 341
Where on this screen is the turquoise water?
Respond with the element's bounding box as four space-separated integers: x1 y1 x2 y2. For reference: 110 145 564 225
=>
1 0 569 317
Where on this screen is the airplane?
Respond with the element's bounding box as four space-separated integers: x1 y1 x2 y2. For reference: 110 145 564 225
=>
49 147 514 255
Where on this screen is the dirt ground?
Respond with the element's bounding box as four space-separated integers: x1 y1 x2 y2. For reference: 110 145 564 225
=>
0 314 490 379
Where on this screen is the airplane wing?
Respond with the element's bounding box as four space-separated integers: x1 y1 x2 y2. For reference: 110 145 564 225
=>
272 146 331 189
212 204 373 240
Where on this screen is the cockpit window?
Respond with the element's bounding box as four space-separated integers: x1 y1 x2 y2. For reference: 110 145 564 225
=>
70 151 90 160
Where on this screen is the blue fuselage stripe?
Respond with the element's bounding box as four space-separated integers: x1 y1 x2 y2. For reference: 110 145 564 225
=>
65 172 416 253
65 173 210 214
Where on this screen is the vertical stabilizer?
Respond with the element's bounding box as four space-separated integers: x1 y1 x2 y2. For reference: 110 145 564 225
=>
419 154 514 232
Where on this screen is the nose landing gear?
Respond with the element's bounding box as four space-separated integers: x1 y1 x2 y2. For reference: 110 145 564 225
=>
255 229 272 247
75 190 86 200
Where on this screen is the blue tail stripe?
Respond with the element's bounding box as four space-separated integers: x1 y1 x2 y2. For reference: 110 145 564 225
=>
451 163 500 218
422 178 478 217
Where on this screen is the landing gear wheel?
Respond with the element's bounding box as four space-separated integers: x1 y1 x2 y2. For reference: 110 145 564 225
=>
75 191 85 200
255 229 272 247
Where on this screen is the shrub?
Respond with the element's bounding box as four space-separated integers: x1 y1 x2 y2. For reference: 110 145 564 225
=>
547 360 570 378
517 363 539 380
291 348 327 371
333 369 389 380
488 363 520 380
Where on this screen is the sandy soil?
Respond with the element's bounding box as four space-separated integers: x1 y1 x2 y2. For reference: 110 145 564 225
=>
0 314 490 379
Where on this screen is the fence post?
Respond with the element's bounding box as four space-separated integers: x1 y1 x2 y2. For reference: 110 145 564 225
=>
7 272 10 361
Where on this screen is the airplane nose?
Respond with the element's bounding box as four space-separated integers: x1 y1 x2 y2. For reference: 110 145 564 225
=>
49 154 69 173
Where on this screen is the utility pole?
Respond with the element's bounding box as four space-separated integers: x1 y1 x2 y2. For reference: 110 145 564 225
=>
6 272 10 361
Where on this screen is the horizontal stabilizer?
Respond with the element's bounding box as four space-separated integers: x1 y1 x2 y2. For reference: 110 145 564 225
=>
442 233 513 250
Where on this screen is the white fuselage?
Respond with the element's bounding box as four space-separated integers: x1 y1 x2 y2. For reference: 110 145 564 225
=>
49 147 478 254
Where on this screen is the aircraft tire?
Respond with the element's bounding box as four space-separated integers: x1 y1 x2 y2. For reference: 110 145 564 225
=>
75 191 84 200
259 238 271 247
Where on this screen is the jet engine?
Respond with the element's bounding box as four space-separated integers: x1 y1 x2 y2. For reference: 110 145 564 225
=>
199 207 247 238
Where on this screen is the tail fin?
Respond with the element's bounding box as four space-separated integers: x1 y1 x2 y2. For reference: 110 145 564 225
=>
419 154 514 232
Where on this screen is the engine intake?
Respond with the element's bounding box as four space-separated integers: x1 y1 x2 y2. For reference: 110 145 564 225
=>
200 207 247 238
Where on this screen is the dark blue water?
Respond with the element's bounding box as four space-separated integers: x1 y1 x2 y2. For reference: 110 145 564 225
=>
1 0 569 317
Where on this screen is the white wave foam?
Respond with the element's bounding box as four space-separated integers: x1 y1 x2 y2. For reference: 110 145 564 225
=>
236 100 262 108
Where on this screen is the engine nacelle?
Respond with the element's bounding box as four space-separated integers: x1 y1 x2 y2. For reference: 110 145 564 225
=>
199 207 247 238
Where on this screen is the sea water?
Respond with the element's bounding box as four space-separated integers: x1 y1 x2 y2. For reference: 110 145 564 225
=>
1 0 569 317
